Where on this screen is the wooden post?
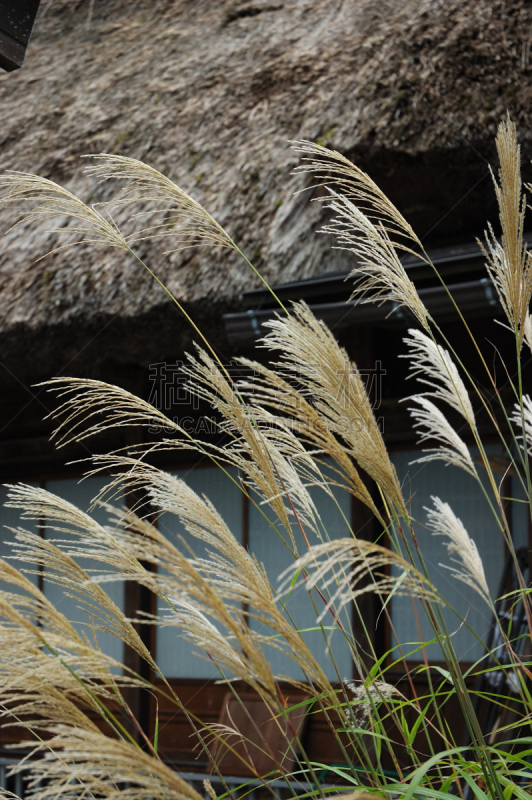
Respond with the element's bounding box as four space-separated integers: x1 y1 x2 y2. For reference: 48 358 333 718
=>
342 326 383 672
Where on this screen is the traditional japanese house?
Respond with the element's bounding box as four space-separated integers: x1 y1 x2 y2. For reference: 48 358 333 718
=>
0 0 530 779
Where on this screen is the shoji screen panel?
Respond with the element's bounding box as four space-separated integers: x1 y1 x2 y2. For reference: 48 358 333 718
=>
390 450 504 663
0 482 39 590
156 466 243 679
43 476 125 667
248 475 354 682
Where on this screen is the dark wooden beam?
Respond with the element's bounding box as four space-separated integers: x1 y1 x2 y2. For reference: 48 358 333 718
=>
0 0 41 71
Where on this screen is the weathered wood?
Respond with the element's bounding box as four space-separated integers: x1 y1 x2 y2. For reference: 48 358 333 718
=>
209 692 309 776
150 679 354 768
0 0 41 71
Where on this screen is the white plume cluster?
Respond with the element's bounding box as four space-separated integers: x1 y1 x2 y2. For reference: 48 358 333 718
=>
425 496 490 603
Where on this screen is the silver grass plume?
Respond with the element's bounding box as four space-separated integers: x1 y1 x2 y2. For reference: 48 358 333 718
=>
0 580 200 800
160 596 263 681
511 394 532 454
43 377 182 447
235 356 381 520
85 154 235 252
0 172 128 253
144 467 278 616
322 190 429 329
279 539 437 623
481 116 532 350
403 329 475 429
0 558 86 643
15 727 203 800
261 303 408 516
182 347 324 548
12 530 150 660
204 780 218 800
524 313 532 355
408 396 477 477
425 496 490 603
97 461 339 697
0 562 142 735
65 459 336 699
0 628 131 734
293 141 429 330
5 484 156 668
9 477 286 708
293 140 422 246
45 370 318 551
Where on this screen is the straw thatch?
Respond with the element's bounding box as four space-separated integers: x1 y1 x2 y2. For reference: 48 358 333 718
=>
0 0 531 372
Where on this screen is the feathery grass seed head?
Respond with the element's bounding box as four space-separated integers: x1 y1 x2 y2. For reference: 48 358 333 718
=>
293 142 429 329
408 396 477 477
85 154 235 252
262 303 407 516
279 538 438 623
0 172 128 253
425 496 490 602
403 329 475 428
481 116 532 349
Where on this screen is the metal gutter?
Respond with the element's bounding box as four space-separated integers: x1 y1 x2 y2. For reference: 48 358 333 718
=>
236 234 532 318
239 239 498 311
224 278 500 343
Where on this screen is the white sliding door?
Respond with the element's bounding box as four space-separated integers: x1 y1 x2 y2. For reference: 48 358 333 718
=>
43 476 125 667
390 449 505 663
248 475 354 682
156 465 243 679
0 483 39 591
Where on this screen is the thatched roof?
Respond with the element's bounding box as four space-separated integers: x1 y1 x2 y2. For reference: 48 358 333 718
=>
0 0 531 372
